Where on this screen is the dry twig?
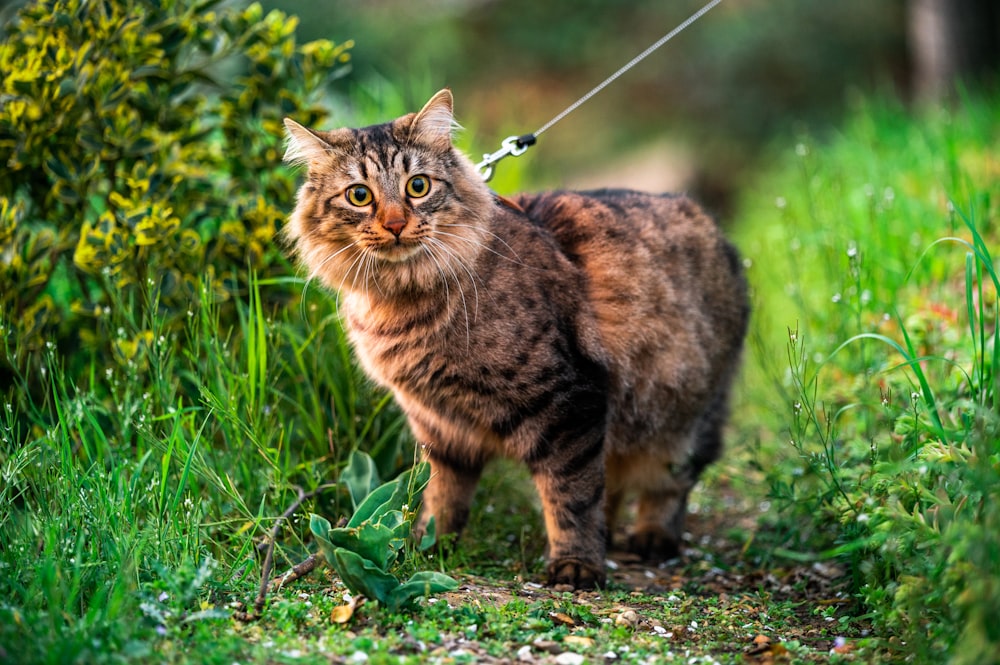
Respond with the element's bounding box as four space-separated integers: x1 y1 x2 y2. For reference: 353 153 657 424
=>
233 483 336 622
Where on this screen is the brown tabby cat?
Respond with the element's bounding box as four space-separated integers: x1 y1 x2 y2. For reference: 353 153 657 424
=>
283 89 749 589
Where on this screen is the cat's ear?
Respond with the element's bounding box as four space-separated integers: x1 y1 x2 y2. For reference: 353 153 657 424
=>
283 118 345 168
407 89 459 149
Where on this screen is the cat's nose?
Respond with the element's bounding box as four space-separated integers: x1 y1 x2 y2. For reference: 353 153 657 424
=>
382 217 407 237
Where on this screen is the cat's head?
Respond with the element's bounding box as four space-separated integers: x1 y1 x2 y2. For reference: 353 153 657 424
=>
283 89 494 297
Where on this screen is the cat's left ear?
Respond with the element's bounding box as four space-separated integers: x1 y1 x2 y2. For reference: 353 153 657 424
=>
407 89 458 150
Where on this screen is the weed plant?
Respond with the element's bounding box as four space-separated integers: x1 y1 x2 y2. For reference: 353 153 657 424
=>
733 91 999 663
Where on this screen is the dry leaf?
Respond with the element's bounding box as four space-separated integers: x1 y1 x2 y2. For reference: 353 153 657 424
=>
549 612 576 626
330 603 355 624
330 595 363 624
564 635 594 648
745 635 789 663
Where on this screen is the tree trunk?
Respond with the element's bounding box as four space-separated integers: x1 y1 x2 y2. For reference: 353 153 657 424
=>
908 0 1000 101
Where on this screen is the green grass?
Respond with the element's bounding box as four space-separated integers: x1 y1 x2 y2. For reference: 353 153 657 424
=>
2 90 999 664
732 89 999 664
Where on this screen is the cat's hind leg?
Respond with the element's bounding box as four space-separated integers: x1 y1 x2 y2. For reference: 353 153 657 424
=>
627 481 692 560
627 393 727 561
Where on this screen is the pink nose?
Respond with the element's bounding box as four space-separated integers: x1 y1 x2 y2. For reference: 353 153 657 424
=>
382 217 407 236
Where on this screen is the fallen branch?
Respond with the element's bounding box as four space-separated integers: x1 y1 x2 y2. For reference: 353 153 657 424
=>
234 483 336 622
270 553 322 590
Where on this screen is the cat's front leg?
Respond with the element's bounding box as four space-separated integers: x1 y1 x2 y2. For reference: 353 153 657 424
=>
529 428 609 589
415 448 483 546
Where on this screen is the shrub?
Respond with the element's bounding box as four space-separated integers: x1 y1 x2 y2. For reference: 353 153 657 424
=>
0 0 351 394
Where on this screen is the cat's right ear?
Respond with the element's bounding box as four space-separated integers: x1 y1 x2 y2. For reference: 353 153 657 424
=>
283 118 342 169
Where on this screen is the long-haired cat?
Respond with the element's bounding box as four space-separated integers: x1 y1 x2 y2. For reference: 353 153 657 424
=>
283 89 749 589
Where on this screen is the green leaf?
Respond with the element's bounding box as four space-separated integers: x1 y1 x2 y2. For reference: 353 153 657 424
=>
379 509 404 532
418 516 437 552
58 77 76 98
327 521 399 572
310 514 340 566
331 548 399 605
124 137 157 157
344 461 432 530
309 513 332 539
346 481 396 529
388 571 459 610
341 450 381 509
44 156 72 181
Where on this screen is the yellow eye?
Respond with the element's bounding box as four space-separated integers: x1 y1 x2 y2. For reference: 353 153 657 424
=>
406 175 431 198
346 185 373 207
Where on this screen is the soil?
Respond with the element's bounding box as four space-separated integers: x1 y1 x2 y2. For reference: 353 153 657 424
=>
425 488 865 664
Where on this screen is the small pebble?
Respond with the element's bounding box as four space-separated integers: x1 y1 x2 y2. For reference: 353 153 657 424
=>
554 653 585 665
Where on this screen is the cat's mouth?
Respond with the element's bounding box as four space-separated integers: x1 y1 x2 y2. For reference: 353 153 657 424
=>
371 237 424 263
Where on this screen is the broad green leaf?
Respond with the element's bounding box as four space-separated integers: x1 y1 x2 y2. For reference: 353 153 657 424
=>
388 571 459 610
309 514 340 564
309 513 332 539
327 522 399 572
341 450 381 510
346 480 397 528
331 548 398 606
418 516 437 552
379 509 404 531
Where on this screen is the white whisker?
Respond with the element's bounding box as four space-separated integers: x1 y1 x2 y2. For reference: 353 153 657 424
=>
426 236 483 322
338 245 369 296
303 242 363 311
366 249 383 298
423 239 472 346
420 244 452 306
420 243 454 316
436 223 528 267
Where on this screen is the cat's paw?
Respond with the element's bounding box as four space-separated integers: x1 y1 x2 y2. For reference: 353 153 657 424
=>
546 558 606 590
626 526 681 562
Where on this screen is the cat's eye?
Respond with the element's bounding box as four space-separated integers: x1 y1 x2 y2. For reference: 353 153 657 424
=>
346 185 373 207
406 175 431 199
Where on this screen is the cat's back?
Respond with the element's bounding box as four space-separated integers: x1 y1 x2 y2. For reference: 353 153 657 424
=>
515 189 748 435
515 188 745 320
516 188 733 274
516 188 744 301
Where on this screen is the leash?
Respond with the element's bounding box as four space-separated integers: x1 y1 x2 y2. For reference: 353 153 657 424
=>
475 0 723 182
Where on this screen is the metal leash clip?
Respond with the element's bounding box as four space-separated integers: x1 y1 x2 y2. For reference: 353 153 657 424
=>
475 134 536 182
474 0 720 182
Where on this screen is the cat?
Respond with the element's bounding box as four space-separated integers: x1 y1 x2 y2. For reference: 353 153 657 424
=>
282 89 749 589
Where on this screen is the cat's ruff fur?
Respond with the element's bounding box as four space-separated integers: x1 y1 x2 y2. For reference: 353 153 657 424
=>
283 89 749 589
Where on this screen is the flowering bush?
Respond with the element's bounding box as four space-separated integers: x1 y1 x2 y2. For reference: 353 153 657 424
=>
0 0 350 388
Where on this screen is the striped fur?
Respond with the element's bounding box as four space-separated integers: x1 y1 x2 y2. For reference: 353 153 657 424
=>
283 90 749 589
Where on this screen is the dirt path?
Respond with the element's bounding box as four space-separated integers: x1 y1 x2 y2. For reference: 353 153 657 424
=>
417 487 867 664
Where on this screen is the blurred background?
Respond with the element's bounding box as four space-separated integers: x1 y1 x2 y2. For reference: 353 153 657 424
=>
260 0 998 215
